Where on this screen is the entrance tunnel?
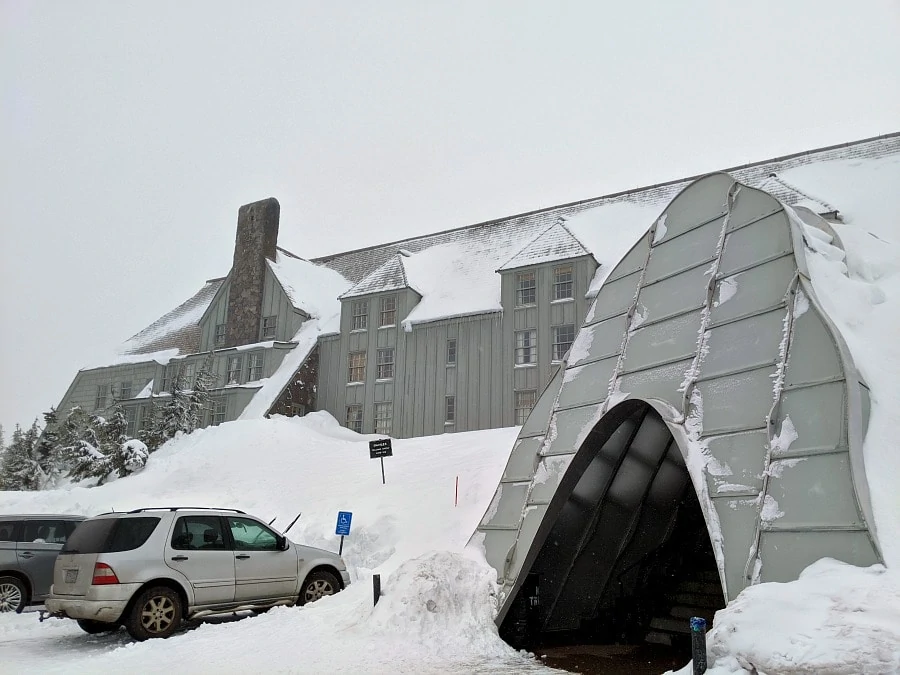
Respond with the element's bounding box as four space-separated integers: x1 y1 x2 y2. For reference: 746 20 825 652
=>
499 400 724 650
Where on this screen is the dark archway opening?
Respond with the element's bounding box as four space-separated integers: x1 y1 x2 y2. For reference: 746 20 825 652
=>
500 400 724 672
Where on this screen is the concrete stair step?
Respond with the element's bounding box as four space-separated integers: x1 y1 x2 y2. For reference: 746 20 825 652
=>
649 617 692 634
644 630 674 646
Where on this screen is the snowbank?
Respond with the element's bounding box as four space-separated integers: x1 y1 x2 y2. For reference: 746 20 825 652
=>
668 560 900 675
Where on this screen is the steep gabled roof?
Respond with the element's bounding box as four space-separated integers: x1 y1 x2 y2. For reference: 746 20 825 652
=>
118 278 225 356
497 220 592 272
339 253 409 299
267 251 352 322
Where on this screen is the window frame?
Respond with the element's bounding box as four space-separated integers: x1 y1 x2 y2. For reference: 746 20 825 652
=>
95 384 108 410
348 351 366 383
171 515 229 551
446 338 457 366
346 405 363 433
515 329 538 365
445 395 456 424
226 356 242 385
210 398 227 426
228 516 280 551
514 390 537 425
182 363 196 387
351 300 369 331
379 296 397 327
376 348 394 380
516 271 537 307
552 324 576 362
374 402 392 436
214 323 226 346
261 315 277 340
247 352 264 381
553 264 574 301
119 381 132 400
125 407 137 437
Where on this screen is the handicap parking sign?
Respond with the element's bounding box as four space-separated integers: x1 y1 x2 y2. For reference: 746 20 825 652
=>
335 511 352 536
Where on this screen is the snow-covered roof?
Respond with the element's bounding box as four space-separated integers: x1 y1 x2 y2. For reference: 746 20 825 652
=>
496 221 591 272
118 279 224 356
339 254 409 299
267 251 352 319
312 133 900 289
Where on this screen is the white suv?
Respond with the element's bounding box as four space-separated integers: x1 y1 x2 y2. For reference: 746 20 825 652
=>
45 507 350 640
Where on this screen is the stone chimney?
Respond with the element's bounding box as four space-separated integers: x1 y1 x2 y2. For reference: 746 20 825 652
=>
225 197 280 347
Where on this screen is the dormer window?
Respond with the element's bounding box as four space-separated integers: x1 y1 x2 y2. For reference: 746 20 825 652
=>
214 323 226 346
351 301 369 330
516 271 536 306
261 316 277 339
553 265 574 300
380 296 397 327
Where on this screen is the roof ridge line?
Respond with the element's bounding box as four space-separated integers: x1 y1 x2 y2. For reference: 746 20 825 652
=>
496 220 559 271
309 131 899 264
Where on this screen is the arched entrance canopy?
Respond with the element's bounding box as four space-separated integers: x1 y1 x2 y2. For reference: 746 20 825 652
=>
471 174 882 627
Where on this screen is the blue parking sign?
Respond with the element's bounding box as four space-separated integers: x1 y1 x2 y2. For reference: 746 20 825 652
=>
335 511 352 536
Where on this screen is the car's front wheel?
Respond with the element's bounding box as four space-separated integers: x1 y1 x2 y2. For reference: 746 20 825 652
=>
0 576 27 613
299 569 340 606
125 586 183 640
77 619 117 634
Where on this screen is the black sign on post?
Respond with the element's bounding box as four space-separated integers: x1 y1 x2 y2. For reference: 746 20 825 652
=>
369 439 393 458
369 439 392 484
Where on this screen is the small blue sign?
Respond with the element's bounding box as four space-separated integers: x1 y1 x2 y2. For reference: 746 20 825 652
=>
335 511 352 536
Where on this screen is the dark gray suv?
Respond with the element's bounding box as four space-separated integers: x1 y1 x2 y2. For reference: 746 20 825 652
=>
0 514 86 613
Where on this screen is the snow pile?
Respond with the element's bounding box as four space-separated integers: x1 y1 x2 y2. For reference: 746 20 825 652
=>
0 414 555 673
669 560 900 675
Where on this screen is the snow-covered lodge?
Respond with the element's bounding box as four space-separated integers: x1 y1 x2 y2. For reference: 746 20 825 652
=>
54 133 900 439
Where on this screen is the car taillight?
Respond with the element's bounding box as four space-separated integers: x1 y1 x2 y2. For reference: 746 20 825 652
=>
92 563 120 585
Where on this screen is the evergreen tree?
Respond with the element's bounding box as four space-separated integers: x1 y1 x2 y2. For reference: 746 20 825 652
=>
189 352 216 431
0 422 45 490
37 408 60 483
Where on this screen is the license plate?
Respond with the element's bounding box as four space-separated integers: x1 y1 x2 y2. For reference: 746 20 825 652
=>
65 569 78 583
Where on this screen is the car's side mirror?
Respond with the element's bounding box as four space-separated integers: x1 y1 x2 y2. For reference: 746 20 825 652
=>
276 535 288 551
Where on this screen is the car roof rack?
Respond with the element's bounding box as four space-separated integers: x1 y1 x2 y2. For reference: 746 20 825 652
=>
125 507 247 514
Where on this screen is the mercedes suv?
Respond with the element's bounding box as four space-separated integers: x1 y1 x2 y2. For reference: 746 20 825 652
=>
45 507 350 640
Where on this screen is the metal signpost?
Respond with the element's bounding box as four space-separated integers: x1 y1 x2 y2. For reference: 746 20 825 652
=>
368 439 392 484
335 511 352 555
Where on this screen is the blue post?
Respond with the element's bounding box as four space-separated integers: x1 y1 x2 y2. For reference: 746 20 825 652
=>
691 617 707 675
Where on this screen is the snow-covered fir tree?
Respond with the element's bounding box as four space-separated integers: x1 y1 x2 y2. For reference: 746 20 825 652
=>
60 405 148 485
189 352 216 430
0 421 46 491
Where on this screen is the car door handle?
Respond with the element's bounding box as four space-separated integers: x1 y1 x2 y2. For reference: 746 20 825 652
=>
19 552 35 559
171 555 189 561
235 554 251 560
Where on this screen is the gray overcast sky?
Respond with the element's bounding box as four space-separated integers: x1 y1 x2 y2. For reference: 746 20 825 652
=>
1 1 898 435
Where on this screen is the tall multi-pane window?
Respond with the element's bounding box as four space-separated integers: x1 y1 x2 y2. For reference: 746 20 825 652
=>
125 407 137 437
515 329 538 365
445 396 456 424
348 351 366 382
226 356 242 385
182 363 196 387
446 339 457 365
374 402 392 435
139 406 151 431
351 301 369 330
214 323 226 346
380 296 397 326
211 399 226 426
119 381 132 400
552 324 576 361
248 353 264 381
516 271 536 306
346 405 363 433
553 265 574 300
161 366 174 393
261 316 277 339
95 384 108 410
515 390 537 425
376 348 394 379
